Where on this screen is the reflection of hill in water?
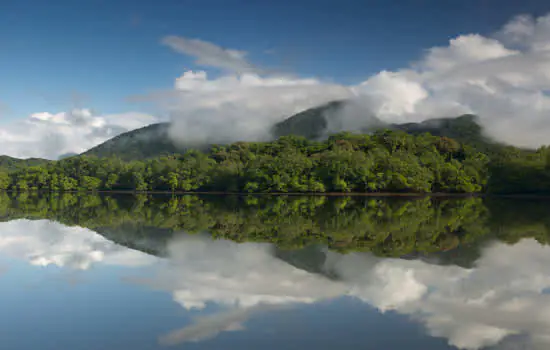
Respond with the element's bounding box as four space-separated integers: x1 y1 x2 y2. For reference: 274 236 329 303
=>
3 194 550 350
2 193 550 270
3 211 550 349
94 223 173 257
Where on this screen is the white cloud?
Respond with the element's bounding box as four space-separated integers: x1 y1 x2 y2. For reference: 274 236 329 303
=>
0 109 160 159
347 13 550 147
152 36 355 145
154 14 550 148
419 34 518 72
354 70 429 122
496 14 550 52
162 36 259 74
166 70 353 145
4 12 550 159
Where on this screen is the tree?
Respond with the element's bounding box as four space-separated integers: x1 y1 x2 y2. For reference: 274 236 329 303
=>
167 172 179 192
80 176 102 191
0 172 9 190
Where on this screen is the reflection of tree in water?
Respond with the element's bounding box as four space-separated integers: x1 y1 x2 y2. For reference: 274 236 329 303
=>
1 192 550 267
3 193 550 349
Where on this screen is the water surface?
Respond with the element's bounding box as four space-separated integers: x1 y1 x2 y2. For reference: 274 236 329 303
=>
1 194 549 349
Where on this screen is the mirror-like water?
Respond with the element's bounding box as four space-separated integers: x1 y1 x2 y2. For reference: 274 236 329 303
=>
1 193 549 349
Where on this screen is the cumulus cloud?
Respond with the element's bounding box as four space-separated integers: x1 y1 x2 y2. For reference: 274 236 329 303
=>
0 109 160 159
150 36 354 145
165 70 353 145
348 14 550 147
496 14 550 52
4 13 550 159
157 13 550 148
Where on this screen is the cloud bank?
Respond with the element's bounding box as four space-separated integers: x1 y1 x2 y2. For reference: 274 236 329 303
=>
0 109 159 159
161 13 550 148
166 71 353 145
2 12 550 158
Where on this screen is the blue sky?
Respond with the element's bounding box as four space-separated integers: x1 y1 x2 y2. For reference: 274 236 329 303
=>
2 0 550 120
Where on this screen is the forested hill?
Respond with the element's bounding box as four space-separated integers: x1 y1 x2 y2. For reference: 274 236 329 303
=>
0 101 525 165
71 100 498 161
0 156 51 173
272 101 497 151
2 124 549 194
80 122 182 161
271 100 381 139
389 114 508 155
0 100 548 195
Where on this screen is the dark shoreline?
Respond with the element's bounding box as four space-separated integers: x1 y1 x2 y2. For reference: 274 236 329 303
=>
5 190 550 199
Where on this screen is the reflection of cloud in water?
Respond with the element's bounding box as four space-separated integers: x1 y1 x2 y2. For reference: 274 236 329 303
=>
150 234 348 310
0 220 156 270
148 234 550 349
2 220 550 349
159 304 285 345
143 234 347 344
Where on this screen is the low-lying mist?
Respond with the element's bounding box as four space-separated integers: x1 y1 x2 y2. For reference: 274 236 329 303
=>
160 13 550 149
164 71 354 146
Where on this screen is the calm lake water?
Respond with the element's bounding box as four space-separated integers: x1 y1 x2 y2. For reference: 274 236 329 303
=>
1 193 549 349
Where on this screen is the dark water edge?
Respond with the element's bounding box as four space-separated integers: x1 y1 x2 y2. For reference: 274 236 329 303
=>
6 189 550 199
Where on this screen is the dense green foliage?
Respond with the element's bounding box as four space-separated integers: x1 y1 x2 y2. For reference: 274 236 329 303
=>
2 102 549 194
4 127 550 194
69 101 496 162
0 193 489 258
80 123 184 161
272 102 491 147
3 193 550 267
1 131 498 193
0 155 51 173
390 114 501 152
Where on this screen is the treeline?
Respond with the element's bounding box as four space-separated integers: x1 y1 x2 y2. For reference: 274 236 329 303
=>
0 193 488 258
3 193 550 263
1 131 550 194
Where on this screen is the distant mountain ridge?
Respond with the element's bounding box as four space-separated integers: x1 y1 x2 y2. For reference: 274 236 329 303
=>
80 122 181 161
271 100 385 139
0 100 503 163
272 100 493 146
0 155 51 172
75 100 496 161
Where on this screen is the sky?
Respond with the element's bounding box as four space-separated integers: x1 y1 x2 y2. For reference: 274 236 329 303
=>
2 0 550 158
